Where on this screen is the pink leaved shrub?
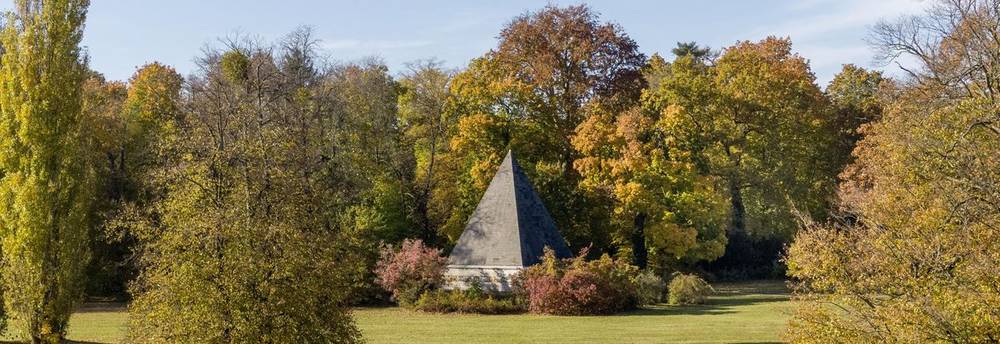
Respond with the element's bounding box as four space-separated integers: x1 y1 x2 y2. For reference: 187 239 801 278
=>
374 239 447 306
517 247 639 315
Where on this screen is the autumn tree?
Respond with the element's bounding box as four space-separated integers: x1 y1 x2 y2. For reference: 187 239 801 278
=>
574 41 733 270
646 38 834 278
573 104 729 270
323 58 417 303
398 60 458 243
787 0 1000 341
0 1 95 342
79 71 129 298
82 63 185 299
442 5 646 252
825 64 885 183
126 33 360 343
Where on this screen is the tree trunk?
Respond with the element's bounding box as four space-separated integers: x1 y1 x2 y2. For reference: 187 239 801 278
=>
415 197 435 245
632 212 648 269
728 177 746 236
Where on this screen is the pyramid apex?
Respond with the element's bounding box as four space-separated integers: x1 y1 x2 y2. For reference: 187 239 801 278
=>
447 149 572 267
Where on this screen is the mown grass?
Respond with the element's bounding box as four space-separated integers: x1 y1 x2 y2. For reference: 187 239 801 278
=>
356 281 792 344
2 281 792 343
0 303 127 344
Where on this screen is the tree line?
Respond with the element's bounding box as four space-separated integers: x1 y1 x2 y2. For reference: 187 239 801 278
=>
0 0 995 342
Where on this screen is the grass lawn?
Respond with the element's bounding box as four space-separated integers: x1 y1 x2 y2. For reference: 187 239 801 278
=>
2 281 792 343
1 303 127 344
357 281 792 344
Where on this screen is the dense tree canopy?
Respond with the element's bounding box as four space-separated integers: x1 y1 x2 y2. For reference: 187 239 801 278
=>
637 38 836 278
397 60 458 244
2 1 995 342
441 5 647 257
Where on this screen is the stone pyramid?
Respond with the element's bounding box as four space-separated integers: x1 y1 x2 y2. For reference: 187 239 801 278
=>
447 150 573 267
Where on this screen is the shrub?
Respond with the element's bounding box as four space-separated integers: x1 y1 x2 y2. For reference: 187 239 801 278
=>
668 273 713 305
374 239 447 306
636 270 666 305
518 248 639 315
413 289 525 314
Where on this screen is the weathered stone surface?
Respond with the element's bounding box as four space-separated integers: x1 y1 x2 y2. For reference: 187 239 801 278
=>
447 150 573 268
442 265 521 292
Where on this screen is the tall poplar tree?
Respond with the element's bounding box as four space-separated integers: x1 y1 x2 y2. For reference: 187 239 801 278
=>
0 0 93 343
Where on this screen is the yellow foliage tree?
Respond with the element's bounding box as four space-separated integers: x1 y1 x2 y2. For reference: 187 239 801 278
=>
787 1 1000 341
0 1 94 342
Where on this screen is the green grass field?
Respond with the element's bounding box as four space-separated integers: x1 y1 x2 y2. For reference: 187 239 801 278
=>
2 281 792 344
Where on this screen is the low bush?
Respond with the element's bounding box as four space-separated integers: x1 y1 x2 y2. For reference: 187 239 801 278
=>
668 273 713 305
374 239 447 307
636 270 666 305
518 248 640 315
414 289 525 314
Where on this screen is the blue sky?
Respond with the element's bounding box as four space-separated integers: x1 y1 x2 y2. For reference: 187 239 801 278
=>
11 0 929 85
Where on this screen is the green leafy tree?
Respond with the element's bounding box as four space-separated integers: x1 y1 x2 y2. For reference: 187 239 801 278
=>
126 34 360 343
80 72 128 298
0 1 94 342
646 38 834 277
824 64 884 184
398 60 457 244
573 103 729 270
324 58 416 303
671 41 713 61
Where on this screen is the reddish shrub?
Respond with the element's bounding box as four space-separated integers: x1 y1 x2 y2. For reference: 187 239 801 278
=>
517 248 639 315
374 239 447 306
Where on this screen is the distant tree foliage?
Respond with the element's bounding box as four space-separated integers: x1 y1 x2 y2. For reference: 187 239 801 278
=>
0 1 94 343
80 72 128 298
326 58 416 304
787 0 1000 342
671 41 713 61
824 64 885 184
81 62 185 300
397 60 458 244
640 38 835 279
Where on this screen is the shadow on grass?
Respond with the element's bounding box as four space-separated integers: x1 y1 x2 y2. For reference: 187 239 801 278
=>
2 342 107 344
74 302 126 314
625 293 790 317
713 280 790 295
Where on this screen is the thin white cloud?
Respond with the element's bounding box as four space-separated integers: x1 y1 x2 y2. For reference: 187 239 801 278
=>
754 0 929 41
324 39 434 51
783 0 835 12
796 44 871 68
741 0 932 84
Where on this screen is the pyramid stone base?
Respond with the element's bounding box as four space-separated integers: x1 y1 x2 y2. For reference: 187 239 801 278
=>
443 265 523 292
